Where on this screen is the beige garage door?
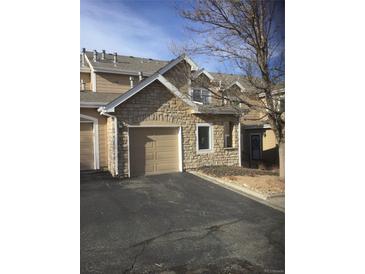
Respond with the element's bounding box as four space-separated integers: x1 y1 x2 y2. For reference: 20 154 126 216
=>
129 127 179 177
80 123 94 170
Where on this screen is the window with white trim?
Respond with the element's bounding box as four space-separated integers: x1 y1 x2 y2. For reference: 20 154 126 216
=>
192 88 211 104
197 124 213 152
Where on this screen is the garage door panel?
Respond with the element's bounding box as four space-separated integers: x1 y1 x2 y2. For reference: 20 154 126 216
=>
154 145 177 152
155 139 177 149
145 152 154 161
145 141 154 148
156 151 178 160
145 164 154 173
80 123 94 170
156 163 179 172
129 127 179 177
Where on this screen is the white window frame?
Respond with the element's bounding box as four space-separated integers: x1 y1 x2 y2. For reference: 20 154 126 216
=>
196 123 214 154
190 88 212 105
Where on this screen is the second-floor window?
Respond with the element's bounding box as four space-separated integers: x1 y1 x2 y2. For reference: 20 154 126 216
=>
192 88 211 104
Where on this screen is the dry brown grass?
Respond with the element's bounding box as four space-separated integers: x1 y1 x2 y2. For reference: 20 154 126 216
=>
196 165 279 177
223 175 284 195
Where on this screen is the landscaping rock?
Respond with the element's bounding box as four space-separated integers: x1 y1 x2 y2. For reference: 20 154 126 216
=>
195 165 279 178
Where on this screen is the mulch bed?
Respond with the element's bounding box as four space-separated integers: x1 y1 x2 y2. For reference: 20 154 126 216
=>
195 165 279 178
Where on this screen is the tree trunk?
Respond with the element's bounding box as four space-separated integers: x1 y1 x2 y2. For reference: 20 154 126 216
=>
279 141 285 179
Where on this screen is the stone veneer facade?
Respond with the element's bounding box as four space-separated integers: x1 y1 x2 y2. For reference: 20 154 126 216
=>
112 81 240 177
106 116 117 176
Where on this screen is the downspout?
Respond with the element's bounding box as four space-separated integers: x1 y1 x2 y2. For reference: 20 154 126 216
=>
99 110 119 176
238 120 242 167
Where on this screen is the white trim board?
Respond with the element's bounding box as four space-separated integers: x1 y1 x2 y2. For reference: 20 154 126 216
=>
99 112 119 176
84 54 97 92
238 123 242 166
80 102 107 108
178 127 183 172
113 117 118 175
191 68 214 81
226 81 246 92
158 54 199 75
80 114 100 169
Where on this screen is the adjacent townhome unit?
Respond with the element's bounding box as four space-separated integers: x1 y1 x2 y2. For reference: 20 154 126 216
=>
80 49 284 177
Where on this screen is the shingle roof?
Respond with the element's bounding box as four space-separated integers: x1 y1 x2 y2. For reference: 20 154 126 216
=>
80 92 121 106
80 50 284 90
82 51 169 75
211 72 250 87
80 51 284 112
211 72 285 92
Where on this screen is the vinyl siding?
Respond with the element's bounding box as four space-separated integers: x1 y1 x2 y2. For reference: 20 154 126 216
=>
262 129 278 164
80 108 108 169
95 72 133 93
80 72 92 91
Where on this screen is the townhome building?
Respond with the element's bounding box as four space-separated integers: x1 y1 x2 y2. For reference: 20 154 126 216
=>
80 49 283 177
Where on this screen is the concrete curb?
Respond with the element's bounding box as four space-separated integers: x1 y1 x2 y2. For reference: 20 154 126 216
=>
266 192 285 199
188 171 285 213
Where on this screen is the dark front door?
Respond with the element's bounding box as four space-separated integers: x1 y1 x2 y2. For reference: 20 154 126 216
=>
250 134 261 161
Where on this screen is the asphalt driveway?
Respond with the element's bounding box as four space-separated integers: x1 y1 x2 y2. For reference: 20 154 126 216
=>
81 172 284 273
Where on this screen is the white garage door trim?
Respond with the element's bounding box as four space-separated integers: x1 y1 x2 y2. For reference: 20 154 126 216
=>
80 114 100 169
127 125 183 178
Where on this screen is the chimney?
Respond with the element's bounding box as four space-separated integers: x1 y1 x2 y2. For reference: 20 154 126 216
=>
80 79 85 91
81 48 86 66
93 50 97 62
101 50 106 60
113 52 117 64
129 76 134 88
138 71 143 81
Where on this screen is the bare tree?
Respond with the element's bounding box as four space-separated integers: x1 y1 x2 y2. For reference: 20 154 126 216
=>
176 0 285 178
